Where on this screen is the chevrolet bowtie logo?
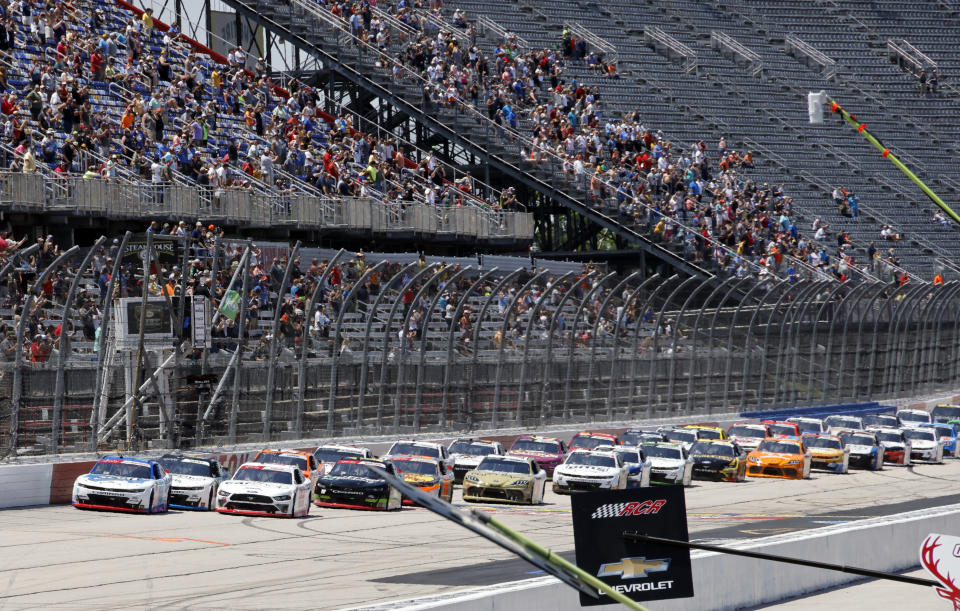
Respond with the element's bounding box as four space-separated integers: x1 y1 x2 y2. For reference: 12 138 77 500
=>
597 557 670 579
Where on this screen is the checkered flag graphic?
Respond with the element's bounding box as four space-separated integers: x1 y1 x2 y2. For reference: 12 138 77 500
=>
590 502 631 519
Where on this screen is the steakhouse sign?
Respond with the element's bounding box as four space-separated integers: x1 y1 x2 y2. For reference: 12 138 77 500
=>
572 487 694 606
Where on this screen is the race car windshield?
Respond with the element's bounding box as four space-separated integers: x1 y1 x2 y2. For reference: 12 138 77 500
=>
511 439 560 454
691 442 735 457
899 412 930 423
927 428 950 440
864 415 897 427
792 421 822 433
565 453 616 468
233 468 292 484
644 446 683 459
805 437 842 450
932 405 960 421
876 432 903 444
255 453 308 471
160 457 217 477
825 417 861 429
449 441 497 456
903 430 936 442
314 449 362 463
662 430 696 444
767 424 797 436
693 429 723 440
757 441 801 454
393 460 439 477
622 431 659 445
728 426 765 438
569 435 610 449
329 462 386 479
614 451 642 464
477 458 531 474
90 460 154 479
841 434 875 446
389 443 440 458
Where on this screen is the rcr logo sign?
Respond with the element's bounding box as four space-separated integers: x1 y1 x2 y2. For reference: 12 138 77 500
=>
590 500 666 519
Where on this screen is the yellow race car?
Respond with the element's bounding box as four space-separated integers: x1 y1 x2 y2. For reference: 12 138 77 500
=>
746 438 812 479
462 455 547 504
802 434 850 474
684 425 728 441
689 440 747 482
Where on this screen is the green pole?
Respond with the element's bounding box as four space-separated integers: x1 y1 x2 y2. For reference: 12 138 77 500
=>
481 513 649 611
829 99 960 225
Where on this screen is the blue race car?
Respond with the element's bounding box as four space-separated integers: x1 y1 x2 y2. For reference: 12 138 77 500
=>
73 456 172 513
920 423 960 458
838 431 884 471
159 453 230 511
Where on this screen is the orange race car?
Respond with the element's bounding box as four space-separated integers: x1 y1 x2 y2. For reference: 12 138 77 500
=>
389 456 455 504
746 437 812 479
252 449 320 487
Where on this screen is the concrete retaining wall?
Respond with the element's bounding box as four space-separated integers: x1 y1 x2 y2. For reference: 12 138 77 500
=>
0 463 52 508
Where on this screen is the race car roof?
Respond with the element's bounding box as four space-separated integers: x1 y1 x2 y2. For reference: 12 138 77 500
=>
515 435 560 442
338 458 389 466
390 455 441 465
161 453 217 463
568 449 618 457
315 444 368 452
238 462 299 472
571 432 615 438
97 455 156 466
256 449 311 456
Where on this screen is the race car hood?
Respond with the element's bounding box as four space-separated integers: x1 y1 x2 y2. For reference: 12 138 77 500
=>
219 480 294 495
649 457 684 470
555 465 619 478
317 475 386 489
691 455 735 467
452 455 485 468
749 452 802 466
910 440 938 450
170 474 214 488
77 474 151 489
468 471 531 487
508 450 562 463
809 448 844 460
400 473 440 485
846 444 876 456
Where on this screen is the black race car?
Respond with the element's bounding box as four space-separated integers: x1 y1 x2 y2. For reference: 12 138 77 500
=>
313 458 402 511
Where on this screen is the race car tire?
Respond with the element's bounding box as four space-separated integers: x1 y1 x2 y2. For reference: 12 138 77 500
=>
163 490 170 513
290 499 296 518
148 491 155 513
208 489 215 511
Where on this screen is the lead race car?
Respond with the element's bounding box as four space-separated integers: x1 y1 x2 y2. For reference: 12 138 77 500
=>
73 455 171 513
216 462 312 517
159 453 229 511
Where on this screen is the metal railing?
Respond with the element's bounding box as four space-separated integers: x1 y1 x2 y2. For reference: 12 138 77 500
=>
644 27 698 74
564 21 618 64
711 31 763 77
785 33 837 80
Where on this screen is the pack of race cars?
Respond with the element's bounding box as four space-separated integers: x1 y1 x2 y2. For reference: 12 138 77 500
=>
71 404 960 517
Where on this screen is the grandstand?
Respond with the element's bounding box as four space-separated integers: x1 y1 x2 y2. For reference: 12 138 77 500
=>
2 0 960 455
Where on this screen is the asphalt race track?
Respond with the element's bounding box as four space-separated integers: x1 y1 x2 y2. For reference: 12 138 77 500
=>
2 461 959 610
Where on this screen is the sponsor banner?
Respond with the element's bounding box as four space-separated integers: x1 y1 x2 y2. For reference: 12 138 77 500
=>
572 487 693 605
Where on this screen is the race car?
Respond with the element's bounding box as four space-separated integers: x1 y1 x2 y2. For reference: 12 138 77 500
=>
313 444 374 476
390 456 454 504
641 442 694 486
159 453 229 511
689 440 747 482
596 444 653 488
863 413 899 429
313 458 402 511
920 423 960 458
801 434 850 474
507 436 567 476
838 430 885 470
683 425 728 440
823 415 864 435
620 429 666 446
897 408 932 429
383 440 454 471
552 450 629 494
462 455 547 504
867 428 912 466
657 428 698 451
931 404 960 424
568 431 619 450
785 417 826 435
447 438 506 483
761 421 802 438
746 438 812 479
216 462 312 517
726 423 770 451
902 428 945 463
252 449 320 487
73 456 171 513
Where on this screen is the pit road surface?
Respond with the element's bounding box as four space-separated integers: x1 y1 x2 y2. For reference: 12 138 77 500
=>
1 461 958 610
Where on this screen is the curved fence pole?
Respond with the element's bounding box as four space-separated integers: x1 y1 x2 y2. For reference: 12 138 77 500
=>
923 283 960 390
889 284 935 395
818 281 872 403
492 270 551 427
719 278 772 412
52 236 107 452
770 281 826 407
779 281 831 406
377 263 441 433
756 281 811 408
584 272 640 418
228 245 252 444
850 283 888 400
911 282 956 395
262 241 302 442
607 274 661 418
649 276 698 416
397 265 449 431
735 279 790 410
902 284 939 395
702 276 753 414
865 285 901 400
414 266 473 430
681 275 737 414
327 261 386 435
7 245 81 458
796 281 849 407
295 248 346 436
358 262 417 419
89 233 130 450
440 267 500 427
516 271 576 422
881 284 930 396
563 274 617 421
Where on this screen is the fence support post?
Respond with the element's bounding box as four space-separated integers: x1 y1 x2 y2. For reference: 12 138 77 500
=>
584 272 640 419
681 276 738 414
90 233 129 450
262 241 301 442
563 274 616 421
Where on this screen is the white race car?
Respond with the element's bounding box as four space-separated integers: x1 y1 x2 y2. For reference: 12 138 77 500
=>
869 427 913 466
657 428 698 452
73 456 171 513
642 442 694 486
897 409 932 429
903 428 945 463
313 444 374 476
786 417 826 435
159 453 229 511
384 440 454 471
726 423 769 451
216 462 312 517
598 444 653 488
823 415 863 435
447 438 505 483
552 450 629 494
